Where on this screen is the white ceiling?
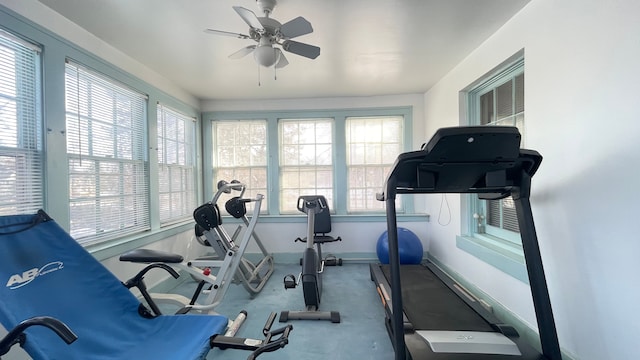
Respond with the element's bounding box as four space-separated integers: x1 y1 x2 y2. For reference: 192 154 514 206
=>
35 0 530 101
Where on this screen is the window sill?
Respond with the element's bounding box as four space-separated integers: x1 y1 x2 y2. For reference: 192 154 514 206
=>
456 234 528 284
223 213 430 223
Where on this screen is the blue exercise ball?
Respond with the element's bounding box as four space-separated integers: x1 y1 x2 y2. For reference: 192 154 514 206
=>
376 227 423 265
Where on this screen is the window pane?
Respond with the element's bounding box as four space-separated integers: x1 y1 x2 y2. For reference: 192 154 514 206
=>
486 199 501 228
346 116 403 213
515 73 524 114
212 120 268 213
496 80 514 120
480 91 494 125
502 197 519 232
279 118 334 214
157 104 197 225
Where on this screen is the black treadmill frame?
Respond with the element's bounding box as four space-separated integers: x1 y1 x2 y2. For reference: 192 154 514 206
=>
377 126 561 360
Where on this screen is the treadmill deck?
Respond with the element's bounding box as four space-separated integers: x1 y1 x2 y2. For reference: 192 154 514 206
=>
380 264 492 332
371 263 549 360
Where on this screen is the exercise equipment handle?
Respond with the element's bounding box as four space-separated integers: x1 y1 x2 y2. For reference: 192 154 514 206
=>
262 312 277 336
212 180 246 204
122 263 180 316
0 316 77 356
296 196 326 214
247 323 293 360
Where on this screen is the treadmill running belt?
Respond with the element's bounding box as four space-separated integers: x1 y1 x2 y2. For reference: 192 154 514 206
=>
381 264 494 332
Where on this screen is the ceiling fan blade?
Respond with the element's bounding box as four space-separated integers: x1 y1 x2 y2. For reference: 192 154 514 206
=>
279 16 313 39
204 29 250 39
282 40 321 59
275 49 289 68
233 6 265 32
229 45 256 59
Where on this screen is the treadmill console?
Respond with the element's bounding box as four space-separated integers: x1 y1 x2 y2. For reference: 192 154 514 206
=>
378 126 542 199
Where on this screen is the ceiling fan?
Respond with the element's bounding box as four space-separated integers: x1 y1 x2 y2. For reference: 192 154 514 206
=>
205 0 320 69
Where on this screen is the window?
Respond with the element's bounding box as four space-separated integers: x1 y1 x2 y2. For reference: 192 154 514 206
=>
470 59 524 243
157 104 197 225
206 108 412 217
0 31 43 215
346 116 403 212
212 120 268 212
0 31 44 215
457 56 528 283
65 61 149 245
279 118 333 214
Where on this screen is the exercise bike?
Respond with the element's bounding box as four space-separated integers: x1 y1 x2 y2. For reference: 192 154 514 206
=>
279 195 341 323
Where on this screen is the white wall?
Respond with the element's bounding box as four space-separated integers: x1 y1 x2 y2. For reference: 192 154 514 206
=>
422 0 640 359
201 93 425 115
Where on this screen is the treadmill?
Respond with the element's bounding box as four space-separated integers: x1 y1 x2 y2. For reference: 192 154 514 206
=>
370 126 561 360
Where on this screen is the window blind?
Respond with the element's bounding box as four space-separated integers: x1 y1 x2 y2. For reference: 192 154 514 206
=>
65 61 149 245
0 31 43 215
157 103 197 225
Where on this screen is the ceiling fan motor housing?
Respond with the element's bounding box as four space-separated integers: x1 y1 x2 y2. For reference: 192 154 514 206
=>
258 17 281 38
256 0 277 16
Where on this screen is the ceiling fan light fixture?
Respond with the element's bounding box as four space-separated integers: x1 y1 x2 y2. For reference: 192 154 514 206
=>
253 37 278 67
254 44 278 67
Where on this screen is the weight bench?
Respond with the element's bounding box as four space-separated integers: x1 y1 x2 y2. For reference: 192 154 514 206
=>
0 210 291 359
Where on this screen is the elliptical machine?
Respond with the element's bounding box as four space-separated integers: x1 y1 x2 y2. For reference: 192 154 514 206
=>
279 195 340 323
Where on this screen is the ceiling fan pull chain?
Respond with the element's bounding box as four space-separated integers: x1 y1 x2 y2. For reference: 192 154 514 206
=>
258 63 261 86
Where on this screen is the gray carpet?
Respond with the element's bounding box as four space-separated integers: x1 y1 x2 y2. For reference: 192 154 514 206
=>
166 263 394 360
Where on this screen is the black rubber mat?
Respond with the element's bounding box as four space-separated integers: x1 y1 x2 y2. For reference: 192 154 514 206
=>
381 264 493 331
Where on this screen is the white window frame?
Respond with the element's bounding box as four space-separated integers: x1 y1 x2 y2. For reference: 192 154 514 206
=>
469 59 524 244
278 117 334 214
204 107 415 218
457 55 529 283
212 119 269 212
157 103 197 225
345 115 404 213
65 60 149 245
0 30 43 216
